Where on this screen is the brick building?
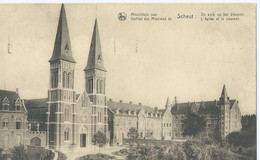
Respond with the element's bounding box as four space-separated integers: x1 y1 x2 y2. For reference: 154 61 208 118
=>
171 85 242 139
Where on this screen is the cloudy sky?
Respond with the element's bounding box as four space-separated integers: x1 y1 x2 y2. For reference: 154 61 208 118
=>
0 4 256 115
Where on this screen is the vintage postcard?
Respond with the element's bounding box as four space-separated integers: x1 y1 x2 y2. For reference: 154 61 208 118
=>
0 3 256 160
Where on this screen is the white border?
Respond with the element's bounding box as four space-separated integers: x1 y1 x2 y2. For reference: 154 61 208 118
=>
0 0 258 159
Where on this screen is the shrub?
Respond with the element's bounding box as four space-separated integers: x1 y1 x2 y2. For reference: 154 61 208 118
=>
57 151 67 160
79 153 115 160
11 145 28 160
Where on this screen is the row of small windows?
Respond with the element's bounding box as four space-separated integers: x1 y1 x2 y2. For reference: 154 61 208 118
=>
51 71 73 89
2 117 22 129
96 79 105 94
92 107 107 116
62 72 72 89
86 79 105 94
0 105 21 111
163 123 172 127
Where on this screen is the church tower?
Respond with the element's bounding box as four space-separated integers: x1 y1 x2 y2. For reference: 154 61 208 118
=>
47 4 76 149
84 19 108 139
219 85 230 138
165 97 171 109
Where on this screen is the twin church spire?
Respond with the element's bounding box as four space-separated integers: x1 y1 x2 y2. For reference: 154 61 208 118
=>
49 4 106 94
85 19 106 72
49 4 105 73
49 4 76 63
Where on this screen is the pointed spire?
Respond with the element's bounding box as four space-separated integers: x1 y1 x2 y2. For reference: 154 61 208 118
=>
49 4 76 63
220 84 229 103
85 19 106 72
165 97 171 108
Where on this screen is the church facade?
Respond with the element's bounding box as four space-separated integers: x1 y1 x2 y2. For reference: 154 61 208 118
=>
0 4 242 152
46 4 108 150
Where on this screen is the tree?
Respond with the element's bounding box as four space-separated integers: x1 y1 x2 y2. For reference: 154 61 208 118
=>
92 131 107 153
11 145 28 160
0 148 4 160
127 127 139 146
182 112 206 137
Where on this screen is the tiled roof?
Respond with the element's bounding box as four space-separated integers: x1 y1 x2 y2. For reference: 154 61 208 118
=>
171 100 236 115
107 100 161 115
0 89 20 110
25 98 48 109
25 98 48 122
107 100 142 113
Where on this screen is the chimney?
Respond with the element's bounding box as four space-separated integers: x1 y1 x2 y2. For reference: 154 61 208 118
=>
154 107 158 112
119 100 123 103
16 88 19 94
129 101 132 104
139 102 142 106
214 100 217 106
174 96 178 104
109 98 113 101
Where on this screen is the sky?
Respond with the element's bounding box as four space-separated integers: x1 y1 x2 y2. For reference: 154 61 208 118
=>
0 3 256 115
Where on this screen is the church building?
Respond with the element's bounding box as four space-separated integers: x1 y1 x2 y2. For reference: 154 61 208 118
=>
0 4 243 152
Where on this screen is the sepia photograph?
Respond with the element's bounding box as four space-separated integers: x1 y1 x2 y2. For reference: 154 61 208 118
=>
0 3 257 160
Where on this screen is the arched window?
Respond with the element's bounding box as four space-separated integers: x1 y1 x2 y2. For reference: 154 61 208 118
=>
96 79 100 94
67 72 71 88
88 79 93 93
64 128 70 141
3 135 8 149
100 80 103 94
62 71 67 88
2 117 8 129
65 107 70 121
30 137 41 146
16 135 22 145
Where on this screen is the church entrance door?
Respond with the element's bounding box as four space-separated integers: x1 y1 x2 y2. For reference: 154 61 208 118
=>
80 134 86 147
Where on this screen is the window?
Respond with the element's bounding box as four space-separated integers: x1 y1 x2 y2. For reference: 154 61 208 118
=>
100 80 103 94
52 75 55 88
97 79 100 93
16 117 22 129
16 105 21 111
88 79 93 93
104 108 107 115
65 107 70 121
2 118 8 129
67 72 71 88
3 105 9 110
92 107 96 114
62 71 67 88
65 43 70 53
98 111 102 122
4 135 8 149
64 128 70 141
52 70 58 88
